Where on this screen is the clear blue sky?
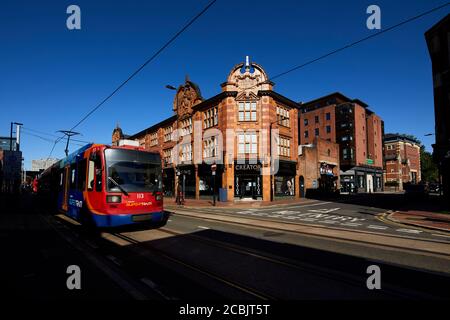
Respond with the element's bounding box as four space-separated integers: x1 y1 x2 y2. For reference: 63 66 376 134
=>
1 0 448 169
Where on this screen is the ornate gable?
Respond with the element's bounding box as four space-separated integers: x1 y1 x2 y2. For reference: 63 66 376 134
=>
173 76 203 119
222 56 273 94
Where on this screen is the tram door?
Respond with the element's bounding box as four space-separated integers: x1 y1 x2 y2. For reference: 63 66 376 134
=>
62 165 70 211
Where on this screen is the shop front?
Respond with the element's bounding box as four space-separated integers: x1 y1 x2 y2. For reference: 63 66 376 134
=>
340 167 383 193
198 163 223 199
162 167 175 197
274 160 296 198
234 161 263 200
319 162 338 193
176 165 196 199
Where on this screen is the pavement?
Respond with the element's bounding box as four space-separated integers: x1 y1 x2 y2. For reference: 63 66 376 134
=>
164 196 312 208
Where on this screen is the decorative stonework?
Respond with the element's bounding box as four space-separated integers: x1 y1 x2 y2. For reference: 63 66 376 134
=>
173 76 203 119
222 57 273 95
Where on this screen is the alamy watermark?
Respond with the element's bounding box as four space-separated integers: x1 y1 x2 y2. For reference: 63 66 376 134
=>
66 5 81 30
66 265 81 290
366 5 381 30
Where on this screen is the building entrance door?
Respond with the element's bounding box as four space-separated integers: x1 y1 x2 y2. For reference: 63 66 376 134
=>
366 175 374 193
241 176 256 199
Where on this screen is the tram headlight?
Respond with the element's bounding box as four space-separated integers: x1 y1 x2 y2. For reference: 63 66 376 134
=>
106 195 122 203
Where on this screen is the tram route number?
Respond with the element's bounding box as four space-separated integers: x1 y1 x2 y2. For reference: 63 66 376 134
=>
179 304 270 318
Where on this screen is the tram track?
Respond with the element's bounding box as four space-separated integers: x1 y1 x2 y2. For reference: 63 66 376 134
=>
47 211 450 300
111 226 446 299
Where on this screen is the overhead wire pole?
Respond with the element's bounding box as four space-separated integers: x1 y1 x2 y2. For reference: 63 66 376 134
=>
57 130 81 157
46 0 217 161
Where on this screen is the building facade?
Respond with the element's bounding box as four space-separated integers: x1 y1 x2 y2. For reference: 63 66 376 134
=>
297 137 340 197
113 60 302 201
298 92 384 193
31 158 58 172
425 14 450 201
383 133 421 191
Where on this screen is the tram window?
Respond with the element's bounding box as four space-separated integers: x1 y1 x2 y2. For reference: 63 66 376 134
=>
59 172 63 187
88 160 95 191
70 163 76 189
95 153 102 192
77 159 87 191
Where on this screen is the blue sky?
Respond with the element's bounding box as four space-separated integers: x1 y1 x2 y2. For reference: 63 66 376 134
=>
0 0 448 169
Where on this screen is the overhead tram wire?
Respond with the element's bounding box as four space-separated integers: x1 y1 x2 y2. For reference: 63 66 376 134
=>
22 127 92 144
46 0 218 161
246 1 450 90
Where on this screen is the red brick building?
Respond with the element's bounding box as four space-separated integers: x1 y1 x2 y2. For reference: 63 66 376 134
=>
113 59 305 202
298 93 384 193
298 137 340 197
383 133 421 191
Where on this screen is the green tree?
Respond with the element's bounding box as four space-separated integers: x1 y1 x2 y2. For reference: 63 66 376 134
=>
420 146 439 183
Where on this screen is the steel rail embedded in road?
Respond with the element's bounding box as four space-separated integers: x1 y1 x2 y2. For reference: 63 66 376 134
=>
109 231 275 300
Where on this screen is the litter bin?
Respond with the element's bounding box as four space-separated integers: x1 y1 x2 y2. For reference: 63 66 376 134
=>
219 188 228 202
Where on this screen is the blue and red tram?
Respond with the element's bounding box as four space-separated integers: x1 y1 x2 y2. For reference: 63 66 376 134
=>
38 143 168 228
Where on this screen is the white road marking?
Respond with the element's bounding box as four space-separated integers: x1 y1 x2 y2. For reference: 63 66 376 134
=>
197 226 210 230
273 210 300 215
267 215 282 218
341 222 363 227
367 225 388 230
307 208 340 214
396 228 422 234
168 219 172 222
237 211 251 214
321 220 339 224
283 216 297 220
298 218 318 222
432 233 450 239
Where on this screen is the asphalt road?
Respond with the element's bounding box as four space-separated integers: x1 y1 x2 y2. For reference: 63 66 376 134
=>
168 199 450 243
2 193 449 300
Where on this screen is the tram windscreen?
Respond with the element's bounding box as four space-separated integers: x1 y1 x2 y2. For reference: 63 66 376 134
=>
105 148 162 193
